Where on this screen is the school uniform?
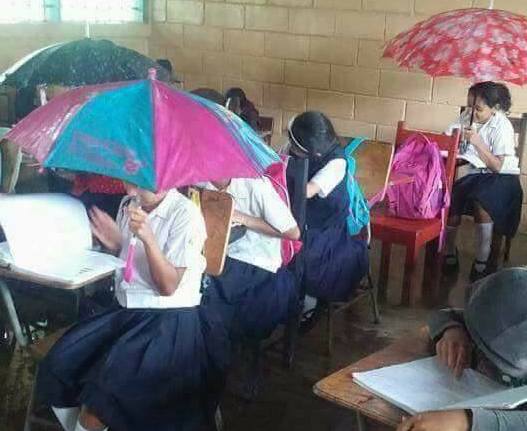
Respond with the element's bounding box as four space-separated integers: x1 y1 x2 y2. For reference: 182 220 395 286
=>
201 177 298 340
293 147 368 302
37 190 230 431
449 111 523 237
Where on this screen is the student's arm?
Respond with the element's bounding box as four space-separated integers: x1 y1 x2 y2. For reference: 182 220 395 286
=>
233 210 300 240
89 206 123 255
397 410 470 431
465 128 505 173
128 206 185 296
306 159 346 199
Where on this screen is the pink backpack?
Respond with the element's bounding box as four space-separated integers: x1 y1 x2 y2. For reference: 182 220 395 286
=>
264 156 303 266
386 133 450 244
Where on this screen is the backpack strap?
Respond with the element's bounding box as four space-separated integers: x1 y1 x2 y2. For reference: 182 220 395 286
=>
345 136 367 155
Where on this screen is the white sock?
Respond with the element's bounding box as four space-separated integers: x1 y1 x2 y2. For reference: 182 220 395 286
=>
52 406 79 431
475 222 493 270
445 225 458 257
303 295 317 314
74 419 107 431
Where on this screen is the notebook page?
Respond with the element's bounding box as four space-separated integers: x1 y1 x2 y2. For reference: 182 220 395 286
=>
352 357 505 415
443 385 527 411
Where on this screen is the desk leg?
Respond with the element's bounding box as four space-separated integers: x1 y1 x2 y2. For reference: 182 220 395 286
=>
356 412 367 431
0 279 28 347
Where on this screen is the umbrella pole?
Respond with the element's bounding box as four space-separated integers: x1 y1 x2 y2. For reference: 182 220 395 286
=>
469 98 476 127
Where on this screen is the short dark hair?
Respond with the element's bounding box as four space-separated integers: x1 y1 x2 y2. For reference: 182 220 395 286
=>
289 111 339 159
225 87 247 103
470 81 512 112
156 59 173 74
190 88 226 105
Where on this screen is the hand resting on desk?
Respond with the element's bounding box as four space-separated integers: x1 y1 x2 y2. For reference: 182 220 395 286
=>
397 410 470 431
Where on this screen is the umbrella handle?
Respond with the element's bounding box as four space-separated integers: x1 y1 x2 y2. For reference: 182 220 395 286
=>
123 237 137 283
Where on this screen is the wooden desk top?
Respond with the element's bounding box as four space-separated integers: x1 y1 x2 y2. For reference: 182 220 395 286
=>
313 332 432 428
0 265 115 290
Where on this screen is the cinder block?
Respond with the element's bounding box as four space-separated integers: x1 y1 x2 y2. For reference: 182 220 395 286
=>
309 36 357 66
151 23 184 47
153 0 167 22
385 14 423 40
281 110 299 132
405 102 460 133
204 52 242 78
243 57 284 83
246 6 289 32
181 73 222 92
307 89 354 118
330 118 377 139
265 33 309 60
376 125 397 143
414 0 472 14
258 107 284 133
379 71 432 102
357 40 399 69
149 44 168 59
508 84 527 114
331 66 380 96
474 0 527 14
363 0 413 13
285 60 330 89
355 96 405 126
314 0 361 9
205 3 244 28
520 204 527 233
432 77 471 106
168 47 203 74
228 0 265 4
223 79 264 106
184 25 223 51
263 84 307 111
289 9 335 36
167 1 204 25
335 11 385 40
520 175 527 203
270 0 313 6
224 30 265 56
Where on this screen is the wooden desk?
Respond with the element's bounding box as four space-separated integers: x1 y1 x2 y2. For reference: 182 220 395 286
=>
0 265 115 347
313 332 431 430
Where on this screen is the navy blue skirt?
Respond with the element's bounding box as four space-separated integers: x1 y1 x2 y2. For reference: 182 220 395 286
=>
201 257 297 340
450 173 523 237
37 305 230 431
303 223 368 302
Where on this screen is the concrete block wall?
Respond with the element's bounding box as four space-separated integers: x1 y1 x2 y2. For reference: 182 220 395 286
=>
150 0 527 232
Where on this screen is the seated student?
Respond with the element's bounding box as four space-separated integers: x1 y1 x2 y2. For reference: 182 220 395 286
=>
445 84 476 138
443 82 523 281
200 176 300 340
287 112 368 307
71 174 126 220
224 87 260 130
37 183 229 431
398 267 527 431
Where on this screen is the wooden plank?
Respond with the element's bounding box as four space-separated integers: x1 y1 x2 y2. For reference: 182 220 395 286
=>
200 189 233 276
313 331 432 428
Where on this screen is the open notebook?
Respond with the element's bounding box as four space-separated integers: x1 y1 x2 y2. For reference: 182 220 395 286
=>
0 193 124 285
352 357 527 414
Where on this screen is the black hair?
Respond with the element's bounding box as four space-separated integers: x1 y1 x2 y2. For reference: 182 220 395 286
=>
156 59 173 74
190 88 226 106
225 87 247 103
470 81 512 112
289 111 339 159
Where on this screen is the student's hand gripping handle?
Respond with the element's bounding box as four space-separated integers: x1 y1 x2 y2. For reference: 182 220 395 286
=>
124 197 141 283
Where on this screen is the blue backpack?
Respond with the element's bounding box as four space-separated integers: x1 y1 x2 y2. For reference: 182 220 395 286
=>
344 137 370 236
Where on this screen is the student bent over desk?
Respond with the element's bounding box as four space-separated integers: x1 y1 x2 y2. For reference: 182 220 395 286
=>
37 184 229 431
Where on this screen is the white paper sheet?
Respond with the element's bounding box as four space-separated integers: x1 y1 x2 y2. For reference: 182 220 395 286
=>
0 194 123 284
352 357 509 414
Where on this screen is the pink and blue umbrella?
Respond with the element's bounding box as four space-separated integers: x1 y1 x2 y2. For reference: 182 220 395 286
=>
5 76 279 191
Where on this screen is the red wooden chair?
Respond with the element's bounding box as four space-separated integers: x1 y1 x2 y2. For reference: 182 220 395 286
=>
370 121 461 306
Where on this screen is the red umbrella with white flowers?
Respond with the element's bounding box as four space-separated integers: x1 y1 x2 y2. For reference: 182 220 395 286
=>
383 7 527 85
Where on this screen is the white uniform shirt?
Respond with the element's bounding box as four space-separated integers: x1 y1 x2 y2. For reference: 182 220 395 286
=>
204 178 297 273
310 158 346 198
115 189 207 309
447 111 520 175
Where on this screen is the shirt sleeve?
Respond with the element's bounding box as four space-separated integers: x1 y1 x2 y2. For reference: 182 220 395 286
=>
253 178 298 234
491 118 516 156
310 158 347 198
164 204 206 269
471 408 527 431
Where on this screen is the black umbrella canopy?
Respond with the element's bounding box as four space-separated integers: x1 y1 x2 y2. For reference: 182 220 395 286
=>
3 38 171 88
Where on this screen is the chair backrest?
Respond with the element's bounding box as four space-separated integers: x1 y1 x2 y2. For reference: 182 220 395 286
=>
199 189 234 276
258 116 274 145
395 121 460 193
340 137 394 202
0 137 22 193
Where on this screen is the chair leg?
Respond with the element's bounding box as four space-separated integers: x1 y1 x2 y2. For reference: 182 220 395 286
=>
23 372 37 431
422 239 440 307
367 271 380 324
377 242 391 303
356 412 367 431
402 245 420 307
489 232 503 272
504 237 512 262
282 308 300 370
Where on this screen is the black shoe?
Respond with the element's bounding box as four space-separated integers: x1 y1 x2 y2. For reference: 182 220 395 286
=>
299 301 326 335
442 248 460 275
469 260 490 283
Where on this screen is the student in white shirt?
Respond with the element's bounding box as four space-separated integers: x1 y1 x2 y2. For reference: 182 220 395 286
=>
201 176 301 340
287 112 369 320
443 82 523 282
37 184 229 431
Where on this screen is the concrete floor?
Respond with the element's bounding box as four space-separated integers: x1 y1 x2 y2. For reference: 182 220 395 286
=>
0 220 525 431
